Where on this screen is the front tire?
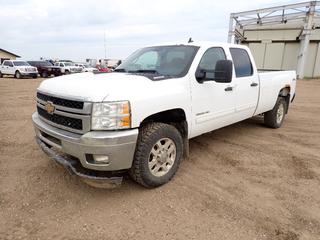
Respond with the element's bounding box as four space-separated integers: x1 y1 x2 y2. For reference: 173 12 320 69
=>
41 71 48 78
15 71 22 79
264 97 287 128
0 71 2 78
129 122 183 188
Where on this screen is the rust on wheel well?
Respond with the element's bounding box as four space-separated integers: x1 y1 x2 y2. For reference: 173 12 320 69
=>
279 86 291 113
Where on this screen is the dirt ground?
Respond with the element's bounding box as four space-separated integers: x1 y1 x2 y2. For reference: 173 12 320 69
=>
0 77 319 240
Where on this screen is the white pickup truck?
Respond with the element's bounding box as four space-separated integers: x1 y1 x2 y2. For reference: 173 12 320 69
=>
0 60 38 78
54 61 82 74
32 42 296 188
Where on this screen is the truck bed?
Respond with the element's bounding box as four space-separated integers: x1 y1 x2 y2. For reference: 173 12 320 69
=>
254 70 296 115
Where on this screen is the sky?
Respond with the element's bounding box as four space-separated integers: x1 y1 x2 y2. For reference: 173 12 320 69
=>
0 0 298 61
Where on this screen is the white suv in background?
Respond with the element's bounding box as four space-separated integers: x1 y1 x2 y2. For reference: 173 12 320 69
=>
0 60 38 78
74 63 98 72
54 62 82 74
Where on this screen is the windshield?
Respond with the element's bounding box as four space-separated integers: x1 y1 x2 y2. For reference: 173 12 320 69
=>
115 45 199 77
13 61 30 66
39 61 52 67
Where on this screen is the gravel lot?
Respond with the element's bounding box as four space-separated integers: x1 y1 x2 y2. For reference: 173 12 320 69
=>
0 77 319 240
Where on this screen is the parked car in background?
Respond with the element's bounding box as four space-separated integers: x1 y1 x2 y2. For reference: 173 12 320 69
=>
106 59 122 69
97 66 111 72
74 63 98 72
0 60 38 78
28 61 62 78
54 62 82 74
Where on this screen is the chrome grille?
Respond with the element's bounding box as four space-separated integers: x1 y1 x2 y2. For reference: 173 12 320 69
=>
37 106 83 130
37 92 84 109
36 91 92 134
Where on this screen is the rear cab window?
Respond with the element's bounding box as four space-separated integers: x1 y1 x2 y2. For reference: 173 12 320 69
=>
230 48 253 77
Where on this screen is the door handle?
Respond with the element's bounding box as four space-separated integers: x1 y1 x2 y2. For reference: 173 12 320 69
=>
224 86 233 92
250 82 258 87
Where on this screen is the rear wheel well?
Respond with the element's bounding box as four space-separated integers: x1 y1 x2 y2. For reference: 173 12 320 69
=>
279 87 291 113
140 109 189 158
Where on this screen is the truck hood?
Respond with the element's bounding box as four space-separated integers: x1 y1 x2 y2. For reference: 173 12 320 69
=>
37 72 169 102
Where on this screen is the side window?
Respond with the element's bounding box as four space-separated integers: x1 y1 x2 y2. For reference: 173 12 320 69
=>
197 47 226 80
60 63 64 67
7 61 13 67
230 48 253 77
3 61 9 66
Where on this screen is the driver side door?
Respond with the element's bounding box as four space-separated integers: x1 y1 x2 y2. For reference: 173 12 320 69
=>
190 47 236 137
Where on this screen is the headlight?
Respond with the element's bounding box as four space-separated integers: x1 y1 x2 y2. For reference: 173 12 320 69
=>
91 101 131 130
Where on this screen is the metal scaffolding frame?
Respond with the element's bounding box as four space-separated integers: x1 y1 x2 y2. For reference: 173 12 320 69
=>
228 1 320 78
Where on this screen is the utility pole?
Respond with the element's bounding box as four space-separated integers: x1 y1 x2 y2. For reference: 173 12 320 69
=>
104 30 107 59
228 15 234 43
296 1 316 79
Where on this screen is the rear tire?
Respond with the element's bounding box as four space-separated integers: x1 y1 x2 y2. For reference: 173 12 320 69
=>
0 71 2 78
129 122 183 188
264 97 287 128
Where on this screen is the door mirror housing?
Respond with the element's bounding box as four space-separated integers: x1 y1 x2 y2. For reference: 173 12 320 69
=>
195 69 206 82
195 60 233 83
214 60 233 83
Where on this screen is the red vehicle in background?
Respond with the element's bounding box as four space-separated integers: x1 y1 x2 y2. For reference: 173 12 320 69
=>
96 65 111 72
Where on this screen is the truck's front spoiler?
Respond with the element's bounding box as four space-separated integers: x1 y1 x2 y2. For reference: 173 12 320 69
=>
36 137 123 188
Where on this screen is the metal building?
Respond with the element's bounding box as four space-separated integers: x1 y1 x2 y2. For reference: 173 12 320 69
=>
228 1 320 78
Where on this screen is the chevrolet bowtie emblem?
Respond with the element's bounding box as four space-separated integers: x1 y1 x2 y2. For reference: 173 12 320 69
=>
45 101 55 114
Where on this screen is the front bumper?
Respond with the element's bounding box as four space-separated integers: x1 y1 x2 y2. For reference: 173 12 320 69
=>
32 112 138 173
21 72 38 77
35 137 124 187
70 69 82 73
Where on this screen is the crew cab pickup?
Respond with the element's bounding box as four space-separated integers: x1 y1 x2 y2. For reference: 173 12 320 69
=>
28 61 62 78
0 60 38 78
32 42 296 188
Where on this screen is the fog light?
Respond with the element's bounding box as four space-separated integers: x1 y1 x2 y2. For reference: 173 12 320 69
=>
93 155 110 164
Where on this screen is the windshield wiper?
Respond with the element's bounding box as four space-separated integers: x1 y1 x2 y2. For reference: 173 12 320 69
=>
129 69 159 74
114 68 127 72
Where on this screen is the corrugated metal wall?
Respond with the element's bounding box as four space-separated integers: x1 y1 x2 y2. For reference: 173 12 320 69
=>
246 42 320 78
242 29 320 78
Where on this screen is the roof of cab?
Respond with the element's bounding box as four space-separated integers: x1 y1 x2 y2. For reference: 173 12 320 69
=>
145 41 248 49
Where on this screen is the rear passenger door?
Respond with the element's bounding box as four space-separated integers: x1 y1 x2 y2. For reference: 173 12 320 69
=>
230 48 259 121
2 61 12 74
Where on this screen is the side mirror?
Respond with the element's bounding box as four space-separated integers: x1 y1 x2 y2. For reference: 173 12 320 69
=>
214 60 233 83
195 69 206 82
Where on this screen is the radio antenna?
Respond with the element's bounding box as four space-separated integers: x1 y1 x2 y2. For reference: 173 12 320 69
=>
188 37 194 43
